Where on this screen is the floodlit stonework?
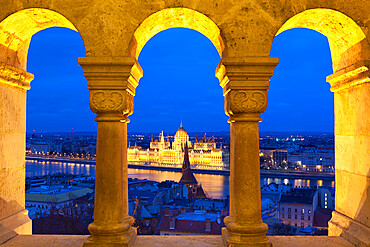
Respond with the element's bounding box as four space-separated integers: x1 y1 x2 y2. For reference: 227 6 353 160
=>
0 1 369 246
127 122 224 168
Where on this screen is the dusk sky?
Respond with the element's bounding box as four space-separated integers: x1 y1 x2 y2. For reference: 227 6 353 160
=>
27 27 333 134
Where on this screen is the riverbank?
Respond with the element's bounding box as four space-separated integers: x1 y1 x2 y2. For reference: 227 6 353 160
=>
26 156 335 180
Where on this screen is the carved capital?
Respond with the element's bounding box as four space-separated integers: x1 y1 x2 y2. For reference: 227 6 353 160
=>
0 62 34 91
80 57 142 122
217 57 278 121
90 90 134 121
226 90 267 116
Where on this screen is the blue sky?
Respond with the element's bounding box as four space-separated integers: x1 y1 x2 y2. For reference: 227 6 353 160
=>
26 27 333 133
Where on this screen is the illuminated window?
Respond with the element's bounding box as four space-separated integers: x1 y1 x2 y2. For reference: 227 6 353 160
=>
301 209 305 214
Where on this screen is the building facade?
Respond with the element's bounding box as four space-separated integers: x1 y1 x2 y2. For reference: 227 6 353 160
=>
127 122 223 169
287 149 335 172
278 189 318 228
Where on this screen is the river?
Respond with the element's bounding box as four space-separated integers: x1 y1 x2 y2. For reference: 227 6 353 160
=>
26 160 335 199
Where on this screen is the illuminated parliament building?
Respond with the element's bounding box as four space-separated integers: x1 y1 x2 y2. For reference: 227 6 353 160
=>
127 121 224 169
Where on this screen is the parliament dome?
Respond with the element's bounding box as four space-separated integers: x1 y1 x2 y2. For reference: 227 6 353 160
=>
175 120 188 137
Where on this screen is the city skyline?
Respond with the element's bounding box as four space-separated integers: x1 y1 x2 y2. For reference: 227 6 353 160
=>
27 27 333 133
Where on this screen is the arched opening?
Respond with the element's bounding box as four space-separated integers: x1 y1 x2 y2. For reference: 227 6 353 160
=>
128 8 228 104
266 28 333 133
121 8 233 237
131 27 225 132
129 8 226 61
128 27 228 199
0 8 86 240
276 8 367 73
273 9 369 244
26 27 92 134
0 8 79 70
264 27 334 233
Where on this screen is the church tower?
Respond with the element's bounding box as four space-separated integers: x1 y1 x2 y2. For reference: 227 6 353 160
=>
179 142 207 199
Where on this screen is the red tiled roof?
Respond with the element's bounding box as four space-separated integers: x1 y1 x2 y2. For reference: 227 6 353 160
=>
158 214 225 235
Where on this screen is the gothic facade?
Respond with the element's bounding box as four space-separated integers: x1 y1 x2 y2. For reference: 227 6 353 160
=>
128 122 223 168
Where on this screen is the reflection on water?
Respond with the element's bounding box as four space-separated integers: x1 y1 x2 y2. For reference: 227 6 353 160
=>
26 160 335 199
26 160 95 177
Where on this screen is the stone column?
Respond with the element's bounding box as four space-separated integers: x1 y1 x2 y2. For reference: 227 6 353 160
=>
79 57 142 247
216 57 278 246
327 59 370 247
0 63 33 244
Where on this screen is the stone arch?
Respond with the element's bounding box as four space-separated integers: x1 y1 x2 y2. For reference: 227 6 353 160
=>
127 7 229 116
129 7 226 61
275 8 367 72
0 8 86 240
0 8 83 71
274 8 370 246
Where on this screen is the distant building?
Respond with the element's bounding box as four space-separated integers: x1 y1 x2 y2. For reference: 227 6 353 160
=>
25 185 93 219
179 143 207 199
127 121 223 169
287 152 303 166
313 207 333 228
287 148 335 172
26 177 47 190
278 188 318 228
272 150 287 166
301 149 335 172
261 183 292 205
157 210 225 235
317 188 334 210
27 143 51 154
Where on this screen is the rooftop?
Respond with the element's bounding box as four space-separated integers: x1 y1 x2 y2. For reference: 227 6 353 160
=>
175 211 219 221
26 187 93 203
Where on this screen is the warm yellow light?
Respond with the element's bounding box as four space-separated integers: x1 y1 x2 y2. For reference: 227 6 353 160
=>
276 9 366 72
130 8 225 60
0 8 78 70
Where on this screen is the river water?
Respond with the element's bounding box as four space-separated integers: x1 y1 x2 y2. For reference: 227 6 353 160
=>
26 160 335 199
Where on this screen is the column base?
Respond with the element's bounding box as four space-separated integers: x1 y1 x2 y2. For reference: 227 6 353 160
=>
222 228 271 247
328 211 370 247
0 209 32 244
84 227 136 247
